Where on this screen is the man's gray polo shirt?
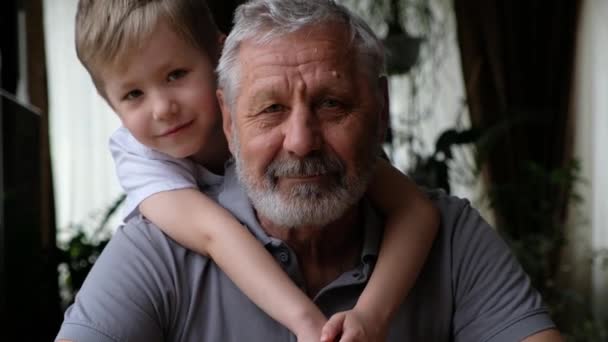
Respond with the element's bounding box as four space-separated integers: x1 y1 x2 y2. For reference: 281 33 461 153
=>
56 164 556 341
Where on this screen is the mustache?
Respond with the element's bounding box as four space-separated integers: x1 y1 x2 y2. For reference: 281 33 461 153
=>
265 152 345 180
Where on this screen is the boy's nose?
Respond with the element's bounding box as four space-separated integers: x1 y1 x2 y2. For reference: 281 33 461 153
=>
152 96 178 121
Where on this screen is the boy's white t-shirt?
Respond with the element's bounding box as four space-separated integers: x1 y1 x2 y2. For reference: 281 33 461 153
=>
109 126 223 221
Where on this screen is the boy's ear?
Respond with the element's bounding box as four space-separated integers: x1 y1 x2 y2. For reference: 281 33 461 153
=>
216 89 234 154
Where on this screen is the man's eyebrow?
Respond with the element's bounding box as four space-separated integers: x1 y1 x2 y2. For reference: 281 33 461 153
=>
315 82 352 97
248 86 283 105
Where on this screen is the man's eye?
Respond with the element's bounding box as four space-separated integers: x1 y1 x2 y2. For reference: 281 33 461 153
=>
168 69 188 82
321 99 341 108
318 98 348 113
262 104 285 113
318 98 349 121
123 90 143 101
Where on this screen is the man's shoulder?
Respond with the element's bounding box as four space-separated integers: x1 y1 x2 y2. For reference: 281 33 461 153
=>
57 217 217 340
119 215 171 241
96 216 215 286
421 190 556 341
426 188 471 213
424 189 501 261
425 189 477 236
113 216 208 261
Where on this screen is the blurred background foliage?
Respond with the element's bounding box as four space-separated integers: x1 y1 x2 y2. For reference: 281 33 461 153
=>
57 194 123 307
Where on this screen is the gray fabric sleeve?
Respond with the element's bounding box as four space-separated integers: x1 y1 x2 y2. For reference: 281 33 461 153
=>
449 199 555 342
55 221 177 342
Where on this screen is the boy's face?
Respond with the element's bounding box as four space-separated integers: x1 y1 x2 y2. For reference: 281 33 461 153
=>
102 21 221 160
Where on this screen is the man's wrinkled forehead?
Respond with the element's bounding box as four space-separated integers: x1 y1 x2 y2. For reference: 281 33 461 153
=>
237 24 356 84
243 41 350 76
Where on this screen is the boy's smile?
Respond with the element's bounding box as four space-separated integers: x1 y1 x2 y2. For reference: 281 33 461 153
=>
157 120 194 138
102 20 223 162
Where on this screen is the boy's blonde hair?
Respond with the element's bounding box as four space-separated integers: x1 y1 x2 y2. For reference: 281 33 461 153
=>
75 0 220 96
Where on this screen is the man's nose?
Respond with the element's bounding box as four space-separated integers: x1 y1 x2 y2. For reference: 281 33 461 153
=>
283 105 321 157
152 93 178 121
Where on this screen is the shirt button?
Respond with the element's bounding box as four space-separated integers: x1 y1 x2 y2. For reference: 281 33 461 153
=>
277 250 290 264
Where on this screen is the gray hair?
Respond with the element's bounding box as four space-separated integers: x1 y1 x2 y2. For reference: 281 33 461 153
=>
216 0 386 109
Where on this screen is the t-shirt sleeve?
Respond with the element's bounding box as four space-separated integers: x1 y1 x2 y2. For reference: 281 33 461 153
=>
55 219 179 342
109 127 199 221
447 198 556 342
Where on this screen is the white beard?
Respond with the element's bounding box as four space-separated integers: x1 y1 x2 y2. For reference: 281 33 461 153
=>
231 131 378 228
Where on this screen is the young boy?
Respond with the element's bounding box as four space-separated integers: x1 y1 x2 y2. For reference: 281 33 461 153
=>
75 0 439 340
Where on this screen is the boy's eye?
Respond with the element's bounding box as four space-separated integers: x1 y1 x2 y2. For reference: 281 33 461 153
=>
123 89 143 101
168 69 188 82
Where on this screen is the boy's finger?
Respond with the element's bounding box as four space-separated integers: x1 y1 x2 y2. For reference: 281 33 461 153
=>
337 317 366 342
320 313 346 342
338 329 362 342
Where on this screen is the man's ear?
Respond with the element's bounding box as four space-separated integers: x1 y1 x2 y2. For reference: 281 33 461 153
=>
217 89 234 154
218 32 227 49
213 32 227 60
377 76 390 143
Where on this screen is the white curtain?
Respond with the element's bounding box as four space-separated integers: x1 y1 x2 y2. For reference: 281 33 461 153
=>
43 0 123 240
572 0 608 318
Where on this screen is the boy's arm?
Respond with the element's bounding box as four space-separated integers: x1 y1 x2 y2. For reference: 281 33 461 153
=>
355 158 439 323
522 330 563 341
322 158 439 341
140 190 327 341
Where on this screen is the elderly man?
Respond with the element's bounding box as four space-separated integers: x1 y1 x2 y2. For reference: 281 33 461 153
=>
56 0 561 341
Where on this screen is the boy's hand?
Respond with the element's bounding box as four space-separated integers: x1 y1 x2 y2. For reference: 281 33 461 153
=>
320 309 387 342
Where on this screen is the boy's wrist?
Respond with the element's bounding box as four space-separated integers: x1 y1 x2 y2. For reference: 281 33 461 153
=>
352 302 391 329
290 308 326 339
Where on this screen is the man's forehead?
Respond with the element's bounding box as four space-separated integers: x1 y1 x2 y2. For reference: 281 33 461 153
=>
239 24 352 67
237 27 357 86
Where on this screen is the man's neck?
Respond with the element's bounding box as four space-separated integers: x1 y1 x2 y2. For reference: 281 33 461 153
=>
190 129 230 175
259 205 364 297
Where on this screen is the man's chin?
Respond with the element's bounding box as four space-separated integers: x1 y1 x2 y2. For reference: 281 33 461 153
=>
248 189 357 229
